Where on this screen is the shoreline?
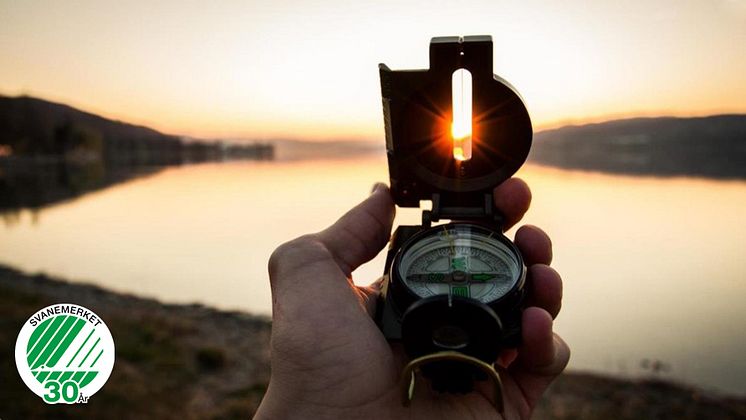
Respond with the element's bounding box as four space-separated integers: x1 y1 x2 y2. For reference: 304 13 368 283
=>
1 264 744 419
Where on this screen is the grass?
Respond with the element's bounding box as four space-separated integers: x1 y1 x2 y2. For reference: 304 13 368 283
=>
1 265 744 419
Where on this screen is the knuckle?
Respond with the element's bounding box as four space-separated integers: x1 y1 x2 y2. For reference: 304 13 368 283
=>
536 264 563 293
529 263 557 278
268 234 327 279
540 264 561 278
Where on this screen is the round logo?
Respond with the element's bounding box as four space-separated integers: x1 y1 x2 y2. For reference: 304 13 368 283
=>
15 303 115 404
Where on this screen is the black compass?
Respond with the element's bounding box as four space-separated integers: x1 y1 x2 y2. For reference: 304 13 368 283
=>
374 35 532 408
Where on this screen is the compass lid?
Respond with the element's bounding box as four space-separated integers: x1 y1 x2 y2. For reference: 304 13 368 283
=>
380 36 532 216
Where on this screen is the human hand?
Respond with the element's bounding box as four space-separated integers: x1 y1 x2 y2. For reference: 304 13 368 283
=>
255 179 569 419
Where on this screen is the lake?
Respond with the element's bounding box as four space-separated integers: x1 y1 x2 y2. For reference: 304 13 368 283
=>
1 153 745 396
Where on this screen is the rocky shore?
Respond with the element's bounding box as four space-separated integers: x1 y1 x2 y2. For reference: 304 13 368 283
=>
1 265 743 419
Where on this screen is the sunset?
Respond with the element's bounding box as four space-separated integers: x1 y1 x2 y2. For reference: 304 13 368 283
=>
2 0 745 140
2 1 746 418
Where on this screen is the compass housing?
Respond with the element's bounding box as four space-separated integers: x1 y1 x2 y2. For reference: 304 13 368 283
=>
386 223 526 359
375 35 532 396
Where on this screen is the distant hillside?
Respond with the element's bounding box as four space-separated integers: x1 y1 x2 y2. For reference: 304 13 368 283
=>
530 115 746 179
0 95 272 164
0 95 173 145
0 95 272 212
0 95 185 164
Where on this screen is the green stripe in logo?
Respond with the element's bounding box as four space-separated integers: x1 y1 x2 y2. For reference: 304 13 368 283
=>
79 371 98 388
66 328 94 368
47 318 85 368
58 371 73 382
89 349 104 368
31 316 78 369
27 316 68 368
78 337 101 368
27 318 53 354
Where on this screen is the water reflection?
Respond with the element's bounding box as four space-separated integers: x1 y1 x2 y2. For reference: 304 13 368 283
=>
0 156 745 396
0 143 274 224
0 160 162 225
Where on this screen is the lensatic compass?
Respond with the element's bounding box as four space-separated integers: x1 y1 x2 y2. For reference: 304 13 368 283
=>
375 35 532 411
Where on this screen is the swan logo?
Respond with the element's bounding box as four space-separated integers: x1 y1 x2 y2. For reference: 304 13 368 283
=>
15 303 115 404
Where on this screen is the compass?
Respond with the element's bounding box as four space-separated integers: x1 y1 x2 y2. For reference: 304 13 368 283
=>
397 224 523 305
374 35 532 408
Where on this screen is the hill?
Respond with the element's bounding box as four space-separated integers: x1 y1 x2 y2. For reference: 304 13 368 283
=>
530 115 746 179
0 96 172 146
0 95 184 164
0 95 272 212
0 95 272 164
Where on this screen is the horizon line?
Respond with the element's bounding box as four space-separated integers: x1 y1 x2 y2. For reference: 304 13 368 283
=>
3 91 745 144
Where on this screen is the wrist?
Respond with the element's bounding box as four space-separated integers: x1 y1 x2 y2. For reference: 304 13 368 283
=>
254 381 341 420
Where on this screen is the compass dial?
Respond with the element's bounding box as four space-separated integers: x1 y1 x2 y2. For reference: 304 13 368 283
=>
396 225 522 304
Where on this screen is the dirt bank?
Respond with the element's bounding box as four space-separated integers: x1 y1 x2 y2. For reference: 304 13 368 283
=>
0 265 743 419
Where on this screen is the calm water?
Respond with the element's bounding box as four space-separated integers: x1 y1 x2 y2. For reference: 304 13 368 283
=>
1 155 745 396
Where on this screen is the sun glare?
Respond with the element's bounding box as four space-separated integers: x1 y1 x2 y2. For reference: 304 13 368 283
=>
451 68 473 161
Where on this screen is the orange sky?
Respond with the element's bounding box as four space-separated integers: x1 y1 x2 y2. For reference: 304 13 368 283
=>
1 0 745 141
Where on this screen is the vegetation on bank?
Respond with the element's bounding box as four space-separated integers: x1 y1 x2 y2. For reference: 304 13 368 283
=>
0 265 743 419
0 265 271 419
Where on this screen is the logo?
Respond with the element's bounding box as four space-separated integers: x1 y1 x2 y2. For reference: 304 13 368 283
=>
15 303 115 404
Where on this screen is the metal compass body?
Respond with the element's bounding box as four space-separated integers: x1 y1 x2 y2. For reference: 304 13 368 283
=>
375 35 533 400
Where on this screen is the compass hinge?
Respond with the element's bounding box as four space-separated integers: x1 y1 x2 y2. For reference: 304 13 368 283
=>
422 193 502 227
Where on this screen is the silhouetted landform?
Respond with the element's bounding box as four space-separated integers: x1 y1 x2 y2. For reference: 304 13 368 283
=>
0 95 273 212
1 265 743 419
0 95 273 164
530 115 746 179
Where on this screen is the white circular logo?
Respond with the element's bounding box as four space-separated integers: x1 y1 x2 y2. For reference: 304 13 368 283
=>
15 303 115 404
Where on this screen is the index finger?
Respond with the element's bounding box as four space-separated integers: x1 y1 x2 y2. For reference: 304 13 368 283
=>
493 178 532 231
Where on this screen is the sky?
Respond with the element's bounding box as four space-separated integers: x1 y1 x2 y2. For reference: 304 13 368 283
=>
1 0 745 141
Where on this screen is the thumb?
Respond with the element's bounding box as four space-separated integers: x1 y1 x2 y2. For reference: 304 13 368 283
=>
317 183 395 276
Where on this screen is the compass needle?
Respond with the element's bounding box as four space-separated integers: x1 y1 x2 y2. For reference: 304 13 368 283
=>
397 226 522 303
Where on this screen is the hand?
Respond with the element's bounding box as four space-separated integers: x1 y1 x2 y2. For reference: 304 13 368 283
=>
255 179 569 419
